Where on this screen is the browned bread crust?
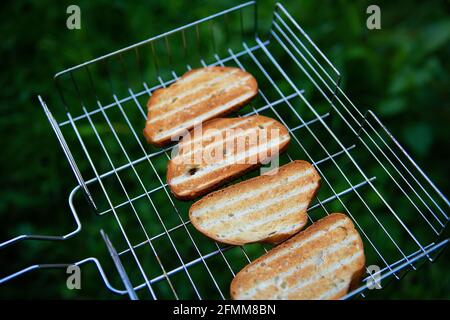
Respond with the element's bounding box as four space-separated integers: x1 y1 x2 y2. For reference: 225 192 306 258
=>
230 213 365 300
189 160 320 245
143 66 258 146
167 115 291 200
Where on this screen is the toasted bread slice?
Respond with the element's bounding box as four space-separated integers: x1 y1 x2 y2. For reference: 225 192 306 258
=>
144 66 258 146
230 213 365 300
189 160 320 245
167 115 291 200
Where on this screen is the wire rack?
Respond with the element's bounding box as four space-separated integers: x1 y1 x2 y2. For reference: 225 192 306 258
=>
1 2 449 300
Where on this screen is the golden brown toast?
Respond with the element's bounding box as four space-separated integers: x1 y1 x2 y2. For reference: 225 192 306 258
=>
167 115 291 200
189 160 320 245
230 213 365 300
144 66 258 146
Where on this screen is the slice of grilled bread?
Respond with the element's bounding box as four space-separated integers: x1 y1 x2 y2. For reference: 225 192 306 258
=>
230 213 365 300
167 115 291 200
144 66 258 146
189 160 320 245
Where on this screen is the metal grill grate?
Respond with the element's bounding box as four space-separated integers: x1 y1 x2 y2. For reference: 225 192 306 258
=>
1 2 448 300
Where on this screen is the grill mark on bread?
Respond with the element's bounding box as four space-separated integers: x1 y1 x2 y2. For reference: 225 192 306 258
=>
176 124 272 162
230 213 365 300
147 76 252 124
191 167 315 217
197 182 316 230
177 118 252 151
245 218 349 272
144 67 257 146
170 68 213 86
241 221 351 284
282 236 359 287
185 164 251 192
167 115 290 200
195 180 314 228
252 251 362 300
241 203 309 234
152 91 256 142
240 236 360 299
153 70 222 104
222 203 309 240
286 252 362 300
315 279 353 300
150 70 240 110
169 135 289 186
191 169 315 218
207 201 307 238
189 161 319 244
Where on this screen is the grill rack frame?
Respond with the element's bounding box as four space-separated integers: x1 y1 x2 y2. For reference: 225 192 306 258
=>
1 1 448 300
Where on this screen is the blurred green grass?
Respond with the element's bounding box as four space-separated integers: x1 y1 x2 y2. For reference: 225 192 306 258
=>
0 0 449 299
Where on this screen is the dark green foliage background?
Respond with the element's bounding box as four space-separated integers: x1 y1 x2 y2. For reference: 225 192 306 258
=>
0 0 448 299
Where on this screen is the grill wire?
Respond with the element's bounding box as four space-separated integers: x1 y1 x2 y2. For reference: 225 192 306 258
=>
0 2 448 300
